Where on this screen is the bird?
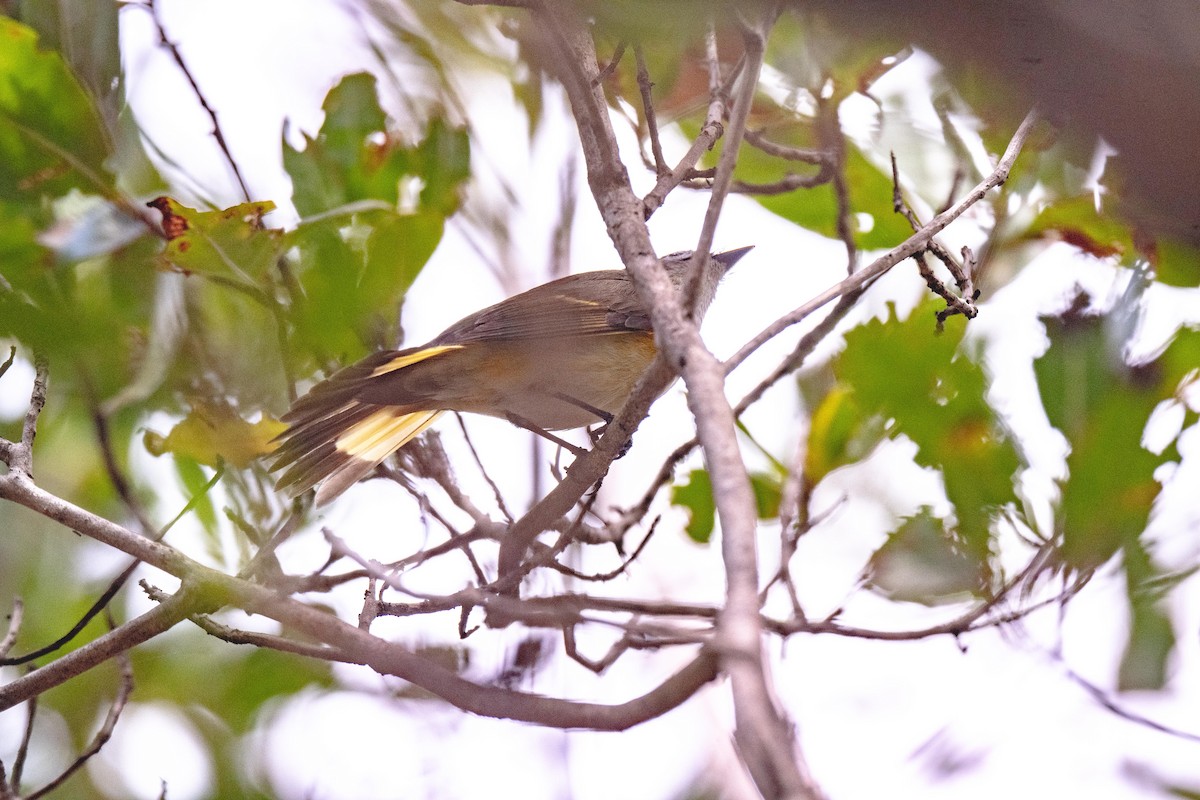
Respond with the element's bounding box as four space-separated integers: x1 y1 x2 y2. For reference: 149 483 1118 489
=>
271 246 752 504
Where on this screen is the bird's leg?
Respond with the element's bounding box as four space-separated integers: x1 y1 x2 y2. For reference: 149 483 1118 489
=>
547 391 613 426
545 391 633 458
504 412 588 457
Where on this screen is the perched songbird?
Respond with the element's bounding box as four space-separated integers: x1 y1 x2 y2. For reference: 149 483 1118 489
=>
271 247 751 504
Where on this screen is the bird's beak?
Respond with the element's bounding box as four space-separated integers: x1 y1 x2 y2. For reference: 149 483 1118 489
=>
714 245 754 271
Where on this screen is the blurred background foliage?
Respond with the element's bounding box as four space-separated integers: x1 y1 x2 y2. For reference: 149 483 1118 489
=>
1 0 1198 797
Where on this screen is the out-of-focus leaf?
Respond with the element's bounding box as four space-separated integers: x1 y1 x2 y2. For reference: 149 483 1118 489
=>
287 209 443 360
1034 295 1200 690
144 402 285 469
1119 593 1175 691
149 196 281 282
363 211 443 305
749 471 782 520
1147 238 1200 288
284 72 409 215
280 73 462 366
0 17 112 207
1034 296 1199 568
0 203 50 310
672 469 715 544
672 468 780 542
767 10 906 102
1025 195 1132 260
1118 538 1176 691
131 640 334 733
18 0 121 122
866 507 988 604
835 302 1021 563
804 384 885 483
1025 195 1200 287
415 118 470 215
172 455 220 535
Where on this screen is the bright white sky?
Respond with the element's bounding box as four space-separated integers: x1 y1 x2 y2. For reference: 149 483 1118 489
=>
5 1 1199 798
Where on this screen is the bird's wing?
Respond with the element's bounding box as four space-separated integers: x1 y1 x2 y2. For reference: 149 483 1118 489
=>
431 270 652 345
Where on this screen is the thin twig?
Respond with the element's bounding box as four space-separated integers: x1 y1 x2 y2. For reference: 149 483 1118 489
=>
634 46 668 176
9 681 36 790
0 599 22 660
92 404 157 536
13 358 48 476
819 94 857 273
551 516 659 582
743 128 825 163
685 23 760 311
138 0 252 202
593 41 626 85
25 616 135 800
0 583 202 713
454 415 513 522
641 52 744 219
1 464 223 667
724 109 1039 375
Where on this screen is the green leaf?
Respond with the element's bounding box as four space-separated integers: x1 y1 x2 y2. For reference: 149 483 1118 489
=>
0 17 112 207
672 469 715 544
867 507 989 604
1025 195 1132 261
749 471 781 520
171 456 220 535
1034 298 1199 568
287 208 443 361
1151 238 1200 288
804 384 884 482
415 118 470 215
1117 538 1177 691
1025 194 1200 287
835 301 1021 562
284 72 409 215
363 211 444 307
1034 297 1200 690
149 196 282 282
18 0 121 119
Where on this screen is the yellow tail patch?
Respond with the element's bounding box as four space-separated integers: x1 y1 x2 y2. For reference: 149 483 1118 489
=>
335 408 443 462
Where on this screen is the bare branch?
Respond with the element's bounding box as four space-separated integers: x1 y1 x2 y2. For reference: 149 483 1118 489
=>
724 109 1040 375
685 23 759 310
641 46 745 219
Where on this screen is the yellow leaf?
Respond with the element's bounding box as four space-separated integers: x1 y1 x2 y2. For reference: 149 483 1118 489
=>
147 402 285 468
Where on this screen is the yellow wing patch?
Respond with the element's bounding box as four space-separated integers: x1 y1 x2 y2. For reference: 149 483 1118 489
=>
370 345 463 377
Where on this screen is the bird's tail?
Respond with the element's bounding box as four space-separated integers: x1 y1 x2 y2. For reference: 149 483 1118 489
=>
272 404 442 505
271 347 457 504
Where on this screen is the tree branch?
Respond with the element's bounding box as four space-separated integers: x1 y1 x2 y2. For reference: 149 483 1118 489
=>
724 108 1040 375
0 585 198 712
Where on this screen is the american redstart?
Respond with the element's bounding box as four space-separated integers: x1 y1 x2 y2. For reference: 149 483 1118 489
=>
271 246 751 504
